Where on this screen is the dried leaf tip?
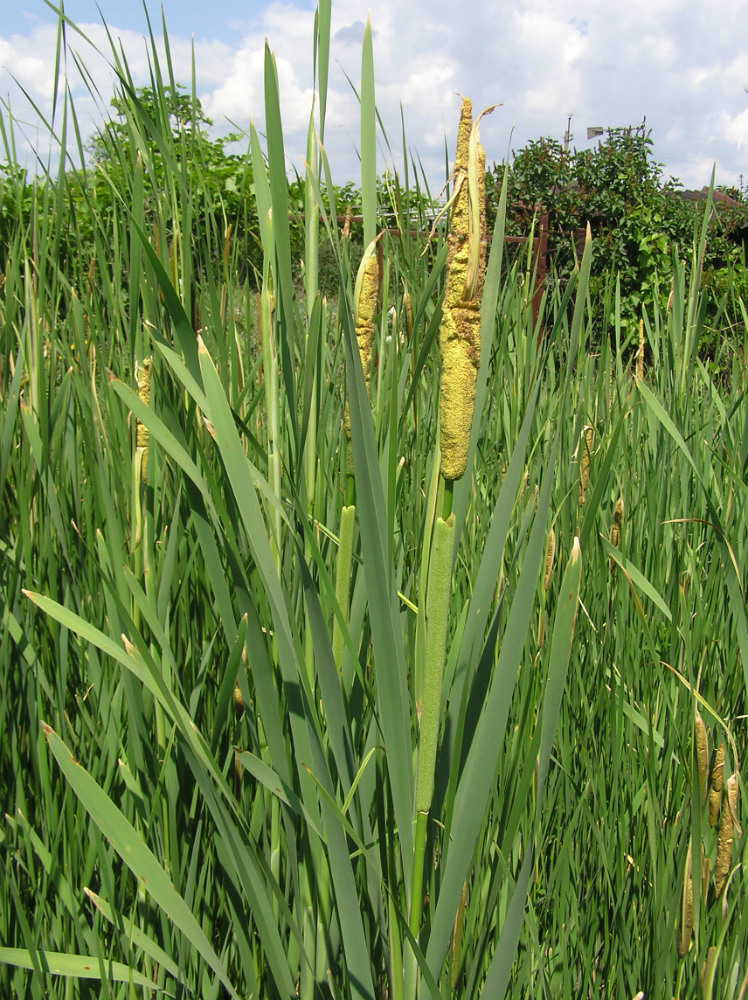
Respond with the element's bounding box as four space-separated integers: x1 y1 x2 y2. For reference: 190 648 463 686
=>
543 527 556 590
609 496 624 570
578 424 594 506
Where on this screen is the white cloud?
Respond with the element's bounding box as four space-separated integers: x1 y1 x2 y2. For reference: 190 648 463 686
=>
1 0 746 192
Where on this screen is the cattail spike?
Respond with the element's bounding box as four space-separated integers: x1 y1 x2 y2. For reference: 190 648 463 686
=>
609 496 624 570
714 773 739 897
439 98 493 482
695 711 708 805
543 527 556 590
135 357 152 483
677 838 693 957
578 424 594 507
709 744 725 826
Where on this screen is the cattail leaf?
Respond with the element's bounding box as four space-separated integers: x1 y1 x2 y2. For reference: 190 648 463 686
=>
84 889 183 984
638 378 748 702
341 280 414 885
481 539 581 999
263 44 295 332
235 751 322 838
537 537 582 796
600 536 672 620
41 725 238 999
195 338 318 785
0 948 165 992
122 211 201 384
440 380 540 810
360 15 377 246
427 426 560 973
316 0 331 138
249 120 273 252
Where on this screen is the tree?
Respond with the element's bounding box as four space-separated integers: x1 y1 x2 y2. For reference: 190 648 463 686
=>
486 124 701 336
82 84 262 287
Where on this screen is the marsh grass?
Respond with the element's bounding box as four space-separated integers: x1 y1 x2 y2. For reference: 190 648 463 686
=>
1 5 747 999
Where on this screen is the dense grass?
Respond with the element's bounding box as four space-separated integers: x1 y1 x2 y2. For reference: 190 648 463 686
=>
1 5 747 999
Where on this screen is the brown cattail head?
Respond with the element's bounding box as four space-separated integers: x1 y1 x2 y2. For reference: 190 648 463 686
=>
355 248 379 382
714 772 739 897
677 837 694 957
709 744 725 826
700 947 718 993
233 682 245 719
578 424 594 506
439 98 491 482
609 496 624 570
695 711 708 806
403 288 414 341
543 527 556 590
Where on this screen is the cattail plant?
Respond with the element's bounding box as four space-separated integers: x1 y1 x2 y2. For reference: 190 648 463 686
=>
543 526 556 591
9 6 748 998
408 96 491 997
708 743 724 827
344 243 379 480
700 946 718 995
578 424 594 507
537 524 556 647
714 772 740 897
678 838 694 957
135 356 152 485
333 243 380 669
695 710 708 807
608 496 624 571
438 98 488 486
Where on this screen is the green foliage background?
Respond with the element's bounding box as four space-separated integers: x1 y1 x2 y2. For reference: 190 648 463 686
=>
0 9 747 1000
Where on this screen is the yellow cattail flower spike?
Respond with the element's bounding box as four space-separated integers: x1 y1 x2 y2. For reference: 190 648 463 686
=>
439 98 492 482
354 247 379 386
135 357 152 483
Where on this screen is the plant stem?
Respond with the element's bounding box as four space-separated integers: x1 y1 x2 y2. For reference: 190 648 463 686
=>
332 504 356 670
407 509 455 997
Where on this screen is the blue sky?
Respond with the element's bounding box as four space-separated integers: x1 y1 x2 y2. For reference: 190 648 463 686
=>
2 0 747 193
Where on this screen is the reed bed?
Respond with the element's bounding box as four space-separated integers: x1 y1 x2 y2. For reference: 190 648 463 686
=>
1 5 746 999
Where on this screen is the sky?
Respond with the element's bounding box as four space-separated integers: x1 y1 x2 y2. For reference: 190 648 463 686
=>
1 0 747 195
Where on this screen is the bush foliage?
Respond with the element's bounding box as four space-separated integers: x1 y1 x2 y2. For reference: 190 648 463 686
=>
485 123 748 344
